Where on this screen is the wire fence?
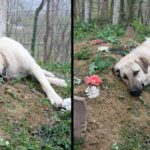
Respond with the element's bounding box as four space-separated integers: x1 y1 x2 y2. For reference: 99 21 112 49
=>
6 0 71 63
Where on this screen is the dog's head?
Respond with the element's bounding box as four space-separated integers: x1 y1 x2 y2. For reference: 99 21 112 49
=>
112 55 148 96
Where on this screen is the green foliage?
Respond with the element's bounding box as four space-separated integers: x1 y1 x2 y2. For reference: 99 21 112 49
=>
118 124 150 150
132 21 150 42
1 111 71 150
97 25 124 45
74 139 84 150
34 111 71 150
40 98 50 106
39 61 71 97
0 61 71 150
10 78 22 85
0 77 4 86
74 21 99 40
39 61 71 76
89 53 116 75
74 47 90 60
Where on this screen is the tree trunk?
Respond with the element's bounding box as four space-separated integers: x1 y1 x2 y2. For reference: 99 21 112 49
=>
89 0 93 21
145 0 150 25
127 0 136 24
74 0 77 20
43 0 50 63
137 0 143 23
112 0 120 25
82 0 85 20
0 0 7 37
49 0 56 60
98 0 101 16
110 0 114 21
100 0 108 24
82 0 90 23
120 0 125 23
31 0 46 57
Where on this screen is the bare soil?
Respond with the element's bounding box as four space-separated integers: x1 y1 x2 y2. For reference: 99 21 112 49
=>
0 80 56 138
74 39 150 150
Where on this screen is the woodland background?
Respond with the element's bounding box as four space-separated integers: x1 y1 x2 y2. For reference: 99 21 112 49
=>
74 0 150 25
0 0 71 63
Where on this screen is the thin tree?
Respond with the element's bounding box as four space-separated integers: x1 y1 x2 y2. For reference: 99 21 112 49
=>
74 0 77 20
43 0 50 63
100 0 108 24
112 0 120 25
0 0 8 37
145 0 150 25
89 0 93 21
120 0 125 23
31 0 46 57
127 0 136 24
137 0 143 23
82 0 90 23
98 0 101 16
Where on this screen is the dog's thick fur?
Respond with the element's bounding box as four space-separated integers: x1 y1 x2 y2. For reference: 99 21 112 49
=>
0 37 67 106
113 38 150 96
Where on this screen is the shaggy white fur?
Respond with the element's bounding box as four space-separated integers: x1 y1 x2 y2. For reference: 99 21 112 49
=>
0 37 67 106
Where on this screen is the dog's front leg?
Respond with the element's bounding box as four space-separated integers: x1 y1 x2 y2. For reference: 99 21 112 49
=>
30 64 63 106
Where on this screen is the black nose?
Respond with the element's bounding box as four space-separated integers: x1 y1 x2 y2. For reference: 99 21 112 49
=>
130 88 142 96
130 90 140 96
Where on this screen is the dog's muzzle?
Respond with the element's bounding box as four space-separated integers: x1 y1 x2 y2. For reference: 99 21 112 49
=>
129 85 143 96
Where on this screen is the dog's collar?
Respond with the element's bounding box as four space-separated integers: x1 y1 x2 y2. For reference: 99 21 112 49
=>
0 52 8 79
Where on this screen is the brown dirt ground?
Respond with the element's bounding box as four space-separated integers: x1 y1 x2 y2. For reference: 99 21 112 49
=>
74 39 150 150
0 80 56 139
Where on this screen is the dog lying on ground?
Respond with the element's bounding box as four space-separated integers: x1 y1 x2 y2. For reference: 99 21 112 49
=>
0 37 67 106
113 38 150 96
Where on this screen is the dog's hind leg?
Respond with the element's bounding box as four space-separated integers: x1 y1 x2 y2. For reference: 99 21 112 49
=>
30 64 63 106
42 69 55 77
46 77 67 87
42 69 67 87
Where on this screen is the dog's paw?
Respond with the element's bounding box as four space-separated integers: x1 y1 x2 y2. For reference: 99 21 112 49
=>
49 96 63 107
60 79 67 87
49 72 55 78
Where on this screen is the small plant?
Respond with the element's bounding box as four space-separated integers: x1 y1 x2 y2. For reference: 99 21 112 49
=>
10 77 22 85
74 47 90 60
74 21 99 40
89 53 116 74
0 77 4 86
111 143 119 150
118 124 150 150
132 21 150 42
34 111 71 150
97 25 124 46
74 138 84 150
1 111 71 149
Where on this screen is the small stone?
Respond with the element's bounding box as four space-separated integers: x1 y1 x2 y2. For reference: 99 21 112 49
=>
127 106 131 110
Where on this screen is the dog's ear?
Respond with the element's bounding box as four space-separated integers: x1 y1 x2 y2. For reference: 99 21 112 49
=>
112 66 120 76
136 57 149 73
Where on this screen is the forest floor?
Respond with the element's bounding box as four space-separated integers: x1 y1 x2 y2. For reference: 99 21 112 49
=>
0 62 71 149
74 35 150 150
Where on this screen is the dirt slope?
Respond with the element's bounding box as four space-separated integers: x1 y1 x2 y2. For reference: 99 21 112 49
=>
0 79 55 138
74 40 150 150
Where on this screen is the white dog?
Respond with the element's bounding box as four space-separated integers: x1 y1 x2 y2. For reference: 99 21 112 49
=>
113 38 150 96
0 37 67 106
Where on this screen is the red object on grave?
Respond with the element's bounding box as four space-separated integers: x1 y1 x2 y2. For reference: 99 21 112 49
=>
85 75 102 86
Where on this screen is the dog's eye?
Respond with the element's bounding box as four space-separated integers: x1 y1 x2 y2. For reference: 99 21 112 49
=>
133 70 139 76
123 74 128 80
